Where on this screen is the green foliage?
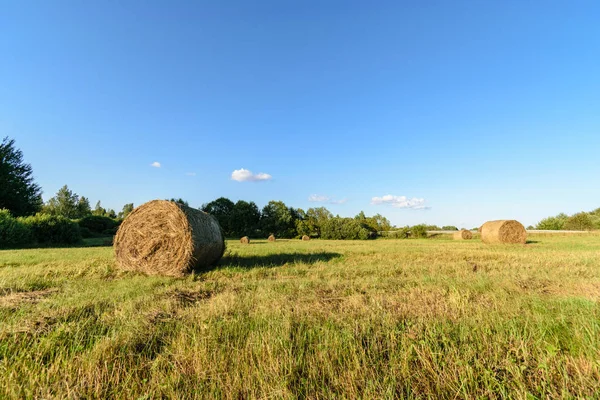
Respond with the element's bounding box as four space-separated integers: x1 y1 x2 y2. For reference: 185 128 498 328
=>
410 224 428 238
118 203 134 219
260 200 298 238
230 200 261 237
536 213 568 230
43 185 91 219
563 212 595 231
202 197 235 236
442 226 459 231
169 198 189 206
0 137 43 216
20 213 82 245
321 217 376 240
0 208 32 248
78 215 118 235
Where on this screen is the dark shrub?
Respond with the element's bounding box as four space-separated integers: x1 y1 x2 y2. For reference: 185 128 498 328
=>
102 227 119 236
20 213 82 245
78 215 118 234
79 226 94 238
0 209 32 248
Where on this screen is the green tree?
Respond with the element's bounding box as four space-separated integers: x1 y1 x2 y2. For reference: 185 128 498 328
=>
442 226 459 231
301 207 333 237
201 197 235 235
44 185 80 219
260 200 297 238
77 196 92 218
536 213 568 230
0 137 43 216
230 200 261 237
93 201 106 216
118 203 134 219
564 212 594 231
169 198 189 207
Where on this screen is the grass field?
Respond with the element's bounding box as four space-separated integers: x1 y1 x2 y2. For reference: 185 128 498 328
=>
1 235 599 398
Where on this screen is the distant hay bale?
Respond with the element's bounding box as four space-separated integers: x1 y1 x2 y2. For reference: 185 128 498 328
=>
268 235 276 242
480 220 527 244
302 235 310 241
114 200 225 277
453 229 473 240
240 236 250 244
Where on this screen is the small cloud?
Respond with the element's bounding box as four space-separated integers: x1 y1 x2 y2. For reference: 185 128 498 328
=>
371 195 430 209
308 194 330 202
150 161 161 168
185 172 196 176
231 168 272 182
308 194 347 205
329 198 348 205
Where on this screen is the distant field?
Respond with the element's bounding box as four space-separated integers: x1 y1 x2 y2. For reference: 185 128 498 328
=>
1 236 599 398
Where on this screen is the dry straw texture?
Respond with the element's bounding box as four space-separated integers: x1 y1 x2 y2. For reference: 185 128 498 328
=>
268 235 276 242
302 235 310 241
480 220 527 244
240 236 250 244
453 230 473 240
114 200 225 277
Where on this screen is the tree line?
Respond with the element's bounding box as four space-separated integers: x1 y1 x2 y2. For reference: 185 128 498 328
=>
535 209 600 231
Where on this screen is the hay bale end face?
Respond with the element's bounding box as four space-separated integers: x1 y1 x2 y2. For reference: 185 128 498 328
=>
453 230 473 240
302 235 310 241
268 235 276 242
240 236 250 244
114 200 225 277
480 220 527 244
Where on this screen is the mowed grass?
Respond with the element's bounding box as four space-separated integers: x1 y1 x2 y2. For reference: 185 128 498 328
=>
1 235 599 399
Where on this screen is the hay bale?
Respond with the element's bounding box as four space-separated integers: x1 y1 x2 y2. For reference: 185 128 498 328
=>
480 220 526 244
114 200 225 277
302 235 310 241
240 236 250 244
453 229 473 240
268 235 276 242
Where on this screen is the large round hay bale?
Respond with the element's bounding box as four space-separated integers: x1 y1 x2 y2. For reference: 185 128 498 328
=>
240 236 250 244
302 235 310 241
268 234 276 242
453 229 473 240
480 220 526 244
114 200 225 277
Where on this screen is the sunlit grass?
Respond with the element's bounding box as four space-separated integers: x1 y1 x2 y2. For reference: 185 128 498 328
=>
1 235 599 398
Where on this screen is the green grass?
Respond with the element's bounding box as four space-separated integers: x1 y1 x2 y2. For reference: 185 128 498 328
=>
1 235 599 398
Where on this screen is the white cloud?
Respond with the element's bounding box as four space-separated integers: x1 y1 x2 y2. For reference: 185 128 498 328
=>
308 194 330 202
185 172 196 176
371 195 430 209
231 168 272 182
308 194 347 205
330 198 348 205
151 161 161 168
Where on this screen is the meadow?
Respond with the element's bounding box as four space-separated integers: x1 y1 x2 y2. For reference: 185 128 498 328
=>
1 235 599 398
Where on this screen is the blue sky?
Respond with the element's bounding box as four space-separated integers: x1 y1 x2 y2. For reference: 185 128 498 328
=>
1 1 599 228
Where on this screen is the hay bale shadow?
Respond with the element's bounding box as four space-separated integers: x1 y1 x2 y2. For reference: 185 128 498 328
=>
217 252 342 270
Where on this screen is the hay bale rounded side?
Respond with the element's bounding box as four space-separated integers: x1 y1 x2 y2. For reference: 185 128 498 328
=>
268 234 276 242
114 200 225 276
480 220 526 244
240 236 250 244
302 235 310 241
453 229 473 240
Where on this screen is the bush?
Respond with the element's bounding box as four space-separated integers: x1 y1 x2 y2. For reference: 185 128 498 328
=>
536 215 567 230
20 213 82 245
79 226 94 238
0 209 32 248
441 226 458 231
78 215 118 235
321 217 376 240
563 212 595 231
410 224 428 238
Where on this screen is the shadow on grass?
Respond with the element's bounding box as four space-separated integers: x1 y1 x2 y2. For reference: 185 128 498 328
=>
526 240 540 244
217 252 342 269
